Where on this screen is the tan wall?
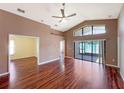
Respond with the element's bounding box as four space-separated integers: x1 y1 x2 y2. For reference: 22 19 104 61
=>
10 35 37 60
118 4 124 80
0 9 64 74
64 19 118 66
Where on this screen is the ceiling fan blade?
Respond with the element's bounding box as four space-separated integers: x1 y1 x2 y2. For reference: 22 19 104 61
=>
62 3 65 10
67 13 76 18
52 16 63 18
61 9 65 17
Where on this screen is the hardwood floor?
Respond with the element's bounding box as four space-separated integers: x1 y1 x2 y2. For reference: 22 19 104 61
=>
0 57 123 89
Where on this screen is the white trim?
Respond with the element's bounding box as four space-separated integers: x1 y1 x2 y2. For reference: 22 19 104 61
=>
38 58 60 65
65 56 74 59
36 37 40 65
8 34 40 73
0 72 9 77
11 56 37 60
120 72 124 82
105 64 119 68
117 35 120 68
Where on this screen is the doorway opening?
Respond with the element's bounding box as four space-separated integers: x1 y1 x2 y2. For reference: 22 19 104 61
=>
8 34 40 73
74 40 106 64
60 40 65 62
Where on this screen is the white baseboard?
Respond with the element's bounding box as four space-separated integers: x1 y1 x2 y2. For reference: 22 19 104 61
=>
0 72 9 77
105 64 119 68
65 56 73 59
11 56 37 60
38 58 60 65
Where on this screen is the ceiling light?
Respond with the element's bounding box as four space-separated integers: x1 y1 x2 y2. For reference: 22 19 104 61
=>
52 3 76 23
62 18 68 22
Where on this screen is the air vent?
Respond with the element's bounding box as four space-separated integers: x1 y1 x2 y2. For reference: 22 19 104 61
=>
17 8 25 13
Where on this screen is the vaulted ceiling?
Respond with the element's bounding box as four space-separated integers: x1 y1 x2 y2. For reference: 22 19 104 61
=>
0 3 123 31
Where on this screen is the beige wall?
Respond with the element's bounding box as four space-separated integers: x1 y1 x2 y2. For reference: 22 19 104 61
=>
118 4 124 80
0 8 119 75
10 35 37 60
0 9 64 74
64 19 118 66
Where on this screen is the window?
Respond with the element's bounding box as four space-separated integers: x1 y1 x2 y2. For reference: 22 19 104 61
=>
74 25 106 36
79 43 83 53
83 26 92 35
74 29 82 36
9 40 15 55
92 41 99 54
79 42 92 54
93 25 106 35
84 42 92 54
79 41 100 54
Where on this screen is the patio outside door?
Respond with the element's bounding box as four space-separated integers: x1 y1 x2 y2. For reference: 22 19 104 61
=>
74 40 105 63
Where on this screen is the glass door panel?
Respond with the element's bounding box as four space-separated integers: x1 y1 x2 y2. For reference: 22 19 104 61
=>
74 41 83 60
82 41 92 61
74 40 105 64
92 41 100 63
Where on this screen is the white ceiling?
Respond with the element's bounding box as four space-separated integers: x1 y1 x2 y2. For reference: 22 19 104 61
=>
0 3 123 31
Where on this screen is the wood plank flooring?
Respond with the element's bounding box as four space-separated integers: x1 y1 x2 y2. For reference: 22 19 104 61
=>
0 57 123 89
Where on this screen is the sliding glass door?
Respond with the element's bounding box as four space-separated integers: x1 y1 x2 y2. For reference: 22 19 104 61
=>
74 40 105 63
82 41 92 61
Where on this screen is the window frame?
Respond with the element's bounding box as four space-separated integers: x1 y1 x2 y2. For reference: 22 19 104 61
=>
92 25 106 35
82 26 93 36
74 25 106 36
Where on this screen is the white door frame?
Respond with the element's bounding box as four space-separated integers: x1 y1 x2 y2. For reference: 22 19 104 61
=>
60 40 65 61
8 34 40 73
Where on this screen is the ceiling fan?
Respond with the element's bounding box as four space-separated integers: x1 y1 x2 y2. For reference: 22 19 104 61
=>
52 3 77 23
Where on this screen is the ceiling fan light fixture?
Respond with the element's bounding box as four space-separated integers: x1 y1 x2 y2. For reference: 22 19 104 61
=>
62 18 68 22
52 3 76 23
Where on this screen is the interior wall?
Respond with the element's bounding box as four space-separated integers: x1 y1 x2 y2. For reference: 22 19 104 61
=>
118 4 124 81
10 35 37 60
0 9 64 74
64 19 118 66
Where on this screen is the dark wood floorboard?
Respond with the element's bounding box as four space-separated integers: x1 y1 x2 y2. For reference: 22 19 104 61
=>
0 57 123 89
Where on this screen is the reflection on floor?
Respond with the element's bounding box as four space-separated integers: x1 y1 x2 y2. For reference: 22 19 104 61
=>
0 57 123 89
75 55 101 63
